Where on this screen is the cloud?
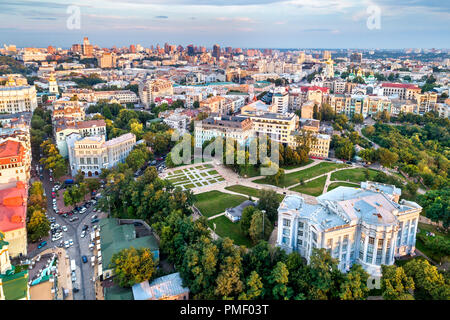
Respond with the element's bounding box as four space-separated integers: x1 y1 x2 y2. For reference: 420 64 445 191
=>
155 15 169 19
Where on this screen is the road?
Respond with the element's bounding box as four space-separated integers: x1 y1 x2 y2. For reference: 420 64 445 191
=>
29 156 99 300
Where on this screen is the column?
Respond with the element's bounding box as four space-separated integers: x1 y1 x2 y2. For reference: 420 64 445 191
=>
371 237 377 265
381 234 388 265
362 234 369 262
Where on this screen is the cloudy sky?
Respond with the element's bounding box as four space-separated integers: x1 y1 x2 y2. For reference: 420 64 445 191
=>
0 0 448 49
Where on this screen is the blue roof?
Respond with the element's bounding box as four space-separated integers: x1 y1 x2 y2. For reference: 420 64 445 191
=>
132 272 188 300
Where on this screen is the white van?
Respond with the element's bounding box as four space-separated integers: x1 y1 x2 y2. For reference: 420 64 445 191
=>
70 259 76 272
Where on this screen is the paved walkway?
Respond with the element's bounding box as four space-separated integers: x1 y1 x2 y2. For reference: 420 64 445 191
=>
207 212 226 220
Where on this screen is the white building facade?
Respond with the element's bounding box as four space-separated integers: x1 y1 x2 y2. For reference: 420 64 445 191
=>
277 182 421 277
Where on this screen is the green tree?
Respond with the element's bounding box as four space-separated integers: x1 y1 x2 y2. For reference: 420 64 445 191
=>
241 206 257 236
381 265 415 300
257 189 280 223
418 188 449 228
352 113 364 124
28 210 50 242
339 264 369 300
110 247 157 288
377 147 399 168
239 271 263 300
249 210 273 244
269 262 291 300
403 258 450 300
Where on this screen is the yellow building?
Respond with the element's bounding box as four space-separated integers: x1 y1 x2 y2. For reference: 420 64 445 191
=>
199 96 232 115
0 77 38 114
247 112 299 145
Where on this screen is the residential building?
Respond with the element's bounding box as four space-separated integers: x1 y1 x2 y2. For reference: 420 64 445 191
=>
52 99 85 122
163 114 189 135
381 83 421 100
67 132 136 177
0 77 37 114
0 182 28 258
98 52 117 69
199 96 232 115
54 120 106 158
271 87 289 113
194 115 253 148
132 273 189 300
277 182 422 277
139 79 173 108
247 112 299 145
0 140 28 185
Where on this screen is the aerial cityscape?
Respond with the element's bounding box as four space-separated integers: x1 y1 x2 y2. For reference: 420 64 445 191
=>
0 0 449 308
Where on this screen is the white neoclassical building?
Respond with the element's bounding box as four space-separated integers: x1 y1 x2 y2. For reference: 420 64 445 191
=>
277 182 422 277
0 77 37 114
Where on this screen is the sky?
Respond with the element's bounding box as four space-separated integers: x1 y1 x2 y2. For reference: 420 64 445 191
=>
0 0 449 49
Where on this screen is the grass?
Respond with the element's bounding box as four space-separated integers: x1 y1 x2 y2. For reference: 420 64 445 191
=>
327 182 360 192
207 215 253 247
224 185 285 202
207 170 219 175
281 159 314 170
238 166 262 178
330 168 379 183
415 223 450 263
184 183 195 189
194 191 248 218
254 162 348 187
289 175 327 196
203 164 214 169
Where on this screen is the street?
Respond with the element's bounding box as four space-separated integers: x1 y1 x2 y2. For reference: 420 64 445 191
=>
29 156 99 300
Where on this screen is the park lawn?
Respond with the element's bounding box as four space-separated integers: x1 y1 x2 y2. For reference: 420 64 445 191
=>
281 159 314 170
327 182 360 192
238 166 261 178
225 185 284 202
289 175 327 196
167 176 190 183
207 170 219 175
254 162 348 187
203 164 214 169
184 183 195 189
330 168 379 183
415 223 450 263
207 216 253 248
194 191 248 218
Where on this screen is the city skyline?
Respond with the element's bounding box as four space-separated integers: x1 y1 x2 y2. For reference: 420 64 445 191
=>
0 0 449 49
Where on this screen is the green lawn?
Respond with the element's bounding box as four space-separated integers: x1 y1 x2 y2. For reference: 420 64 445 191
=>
327 182 360 192
416 223 450 263
254 162 348 187
207 170 219 175
281 159 314 170
207 216 253 247
194 191 248 217
289 175 327 196
238 166 261 178
330 168 379 183
224 185 284 201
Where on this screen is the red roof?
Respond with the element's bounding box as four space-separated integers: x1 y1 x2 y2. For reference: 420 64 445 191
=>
0 182 27 232
0 140 24 165
300 86 329 93
381 83 419 89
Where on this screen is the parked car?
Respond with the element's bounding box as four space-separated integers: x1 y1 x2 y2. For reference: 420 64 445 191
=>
80 231 86 238
62 226 68 232
79 208 87 214
91 218 99 224
69 239 74 246
82 256 88 264
64 241 70 248
37 241 47 249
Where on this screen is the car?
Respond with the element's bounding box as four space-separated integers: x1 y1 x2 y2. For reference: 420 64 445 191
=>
62 226 68 232
79 208 87 214
64 241 70 248
80 231 86 238
346 161 353 165
69 239 74 246
58 241 64 248
82 256 88 263
38 241 47 249
91 214 97 220
133 222 142 227
93 208 97 212
73 287 80 293
91 218 99 224
83 224 89 231
49 177 53 182
62 213 68 218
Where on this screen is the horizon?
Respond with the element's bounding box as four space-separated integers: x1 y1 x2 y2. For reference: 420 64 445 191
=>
1 0 449 49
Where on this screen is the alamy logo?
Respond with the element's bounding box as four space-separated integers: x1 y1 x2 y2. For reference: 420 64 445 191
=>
367 276 381 289
366 5 381 30
67 5 81 30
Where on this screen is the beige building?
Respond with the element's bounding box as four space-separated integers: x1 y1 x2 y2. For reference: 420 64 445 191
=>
67 133 136 177
248 112 299 145
139 79 173 108
52 99 85 122
98 52 117 69
55 120 107 158
199 96 232 115
0 77 38 114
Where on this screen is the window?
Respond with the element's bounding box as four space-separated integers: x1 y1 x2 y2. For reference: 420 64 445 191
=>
283 219 291 227
298 222 304 229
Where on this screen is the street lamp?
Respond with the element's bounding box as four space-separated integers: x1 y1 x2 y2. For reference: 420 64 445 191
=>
261 210 266 240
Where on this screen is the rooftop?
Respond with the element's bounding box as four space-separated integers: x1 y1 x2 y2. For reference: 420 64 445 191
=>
132 273 189 300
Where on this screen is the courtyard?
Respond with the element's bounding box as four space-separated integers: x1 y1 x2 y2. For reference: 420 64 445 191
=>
165 164 226 190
